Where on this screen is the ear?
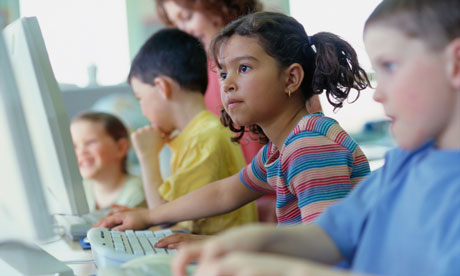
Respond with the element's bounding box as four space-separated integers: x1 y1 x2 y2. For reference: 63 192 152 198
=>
153 76 173 100
283 63 304 97
446 38 460 90
116 137 130 158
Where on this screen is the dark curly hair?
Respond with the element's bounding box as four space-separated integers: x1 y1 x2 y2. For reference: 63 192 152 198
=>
211 12 371 144
155 0 262 27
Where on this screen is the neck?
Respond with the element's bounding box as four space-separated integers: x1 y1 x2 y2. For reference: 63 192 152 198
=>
91 169 126 193
259 100 309 149
170 91 207 131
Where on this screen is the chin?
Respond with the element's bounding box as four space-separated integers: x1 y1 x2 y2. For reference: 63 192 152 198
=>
79 170 95 180
396 136 430 151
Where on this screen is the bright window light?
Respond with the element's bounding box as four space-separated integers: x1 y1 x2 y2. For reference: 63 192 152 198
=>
290 0 385 133
19 0 130 87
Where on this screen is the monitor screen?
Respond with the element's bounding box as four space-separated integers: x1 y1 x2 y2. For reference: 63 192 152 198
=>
0 32 54 242
2 17 89 217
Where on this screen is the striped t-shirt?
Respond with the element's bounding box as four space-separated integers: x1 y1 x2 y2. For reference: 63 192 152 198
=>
240 113 370 225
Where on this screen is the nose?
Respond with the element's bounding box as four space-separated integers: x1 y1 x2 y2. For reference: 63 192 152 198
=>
74 145 86 157
372 84 385 103
222 75 236 94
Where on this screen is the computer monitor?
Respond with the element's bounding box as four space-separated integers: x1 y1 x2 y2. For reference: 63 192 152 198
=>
0 30 54 243
0 29 74 276
2 17 89 217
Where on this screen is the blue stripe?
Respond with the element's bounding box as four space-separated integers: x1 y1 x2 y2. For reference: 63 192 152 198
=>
239 170 264 193
276 193 296 208
351 162 371 178
298 190 351 208
278 216 302 225
285 132 321 146
286 154 351 184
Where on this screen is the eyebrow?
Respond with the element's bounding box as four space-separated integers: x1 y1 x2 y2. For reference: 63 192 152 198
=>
219 55 259 68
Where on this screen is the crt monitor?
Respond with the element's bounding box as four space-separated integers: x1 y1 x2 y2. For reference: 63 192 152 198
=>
0 28 74 276
2 16 89 217
0 30 54 243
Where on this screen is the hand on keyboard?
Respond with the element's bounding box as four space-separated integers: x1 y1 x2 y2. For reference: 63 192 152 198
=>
155 233 211 250
93 208 152 231
87 228 177 268
107 204 141 216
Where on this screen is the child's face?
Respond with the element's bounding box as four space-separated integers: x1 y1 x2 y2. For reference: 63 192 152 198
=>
130 77 173 134
365 24 454 150
70 120 125 179
163 1 222 49
218 35 288 127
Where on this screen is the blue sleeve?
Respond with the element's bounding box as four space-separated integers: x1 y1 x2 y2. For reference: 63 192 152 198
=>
314 168 384 262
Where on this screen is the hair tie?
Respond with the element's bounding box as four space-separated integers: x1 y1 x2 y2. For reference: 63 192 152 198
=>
307 36 317 53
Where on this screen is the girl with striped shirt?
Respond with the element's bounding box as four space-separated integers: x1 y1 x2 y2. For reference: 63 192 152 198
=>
96 11 371 247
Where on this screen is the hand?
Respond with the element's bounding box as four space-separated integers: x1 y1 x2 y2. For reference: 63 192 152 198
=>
190 252 350 276
131 125 167 160
107 204 137 216
93 208 152 231
172 224 276 276
155 233 211 250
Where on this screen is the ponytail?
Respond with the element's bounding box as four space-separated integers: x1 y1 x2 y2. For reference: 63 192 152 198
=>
310 32 370 109
212 12 370 143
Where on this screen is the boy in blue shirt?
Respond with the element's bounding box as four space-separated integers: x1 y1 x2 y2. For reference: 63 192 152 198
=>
171 0 460 275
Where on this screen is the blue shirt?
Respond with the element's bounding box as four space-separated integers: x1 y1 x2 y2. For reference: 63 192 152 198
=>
316 142 460 276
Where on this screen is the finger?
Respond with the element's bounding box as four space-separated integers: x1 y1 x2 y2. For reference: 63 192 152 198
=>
96 215 123 228
155 233 185 248
172 243 203 276
199 239 227 265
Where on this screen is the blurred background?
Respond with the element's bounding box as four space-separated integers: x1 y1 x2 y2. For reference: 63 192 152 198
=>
0 0 392 169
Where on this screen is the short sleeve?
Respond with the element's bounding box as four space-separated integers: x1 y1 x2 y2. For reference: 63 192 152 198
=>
239 144 275 194
314 169 383 262
159 134 243 201
115 175 145 208
284 137 357 223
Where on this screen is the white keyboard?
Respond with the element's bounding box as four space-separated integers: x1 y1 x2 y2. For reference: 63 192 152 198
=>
87 227 177 268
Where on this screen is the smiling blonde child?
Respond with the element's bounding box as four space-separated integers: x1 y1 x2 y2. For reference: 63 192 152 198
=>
70 112 145 211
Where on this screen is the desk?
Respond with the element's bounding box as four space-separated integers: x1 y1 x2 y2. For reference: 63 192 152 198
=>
41 238 96 276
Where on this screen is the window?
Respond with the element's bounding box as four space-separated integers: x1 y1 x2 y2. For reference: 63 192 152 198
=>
290 0 384 133
20 0 130 87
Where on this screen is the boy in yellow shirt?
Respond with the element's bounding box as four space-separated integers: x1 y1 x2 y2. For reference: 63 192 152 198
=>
123 28 257 239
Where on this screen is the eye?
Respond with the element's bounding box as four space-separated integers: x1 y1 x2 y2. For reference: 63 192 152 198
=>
239 64 251 73
86 139 97 146
219 71 227 80
381 61 396 72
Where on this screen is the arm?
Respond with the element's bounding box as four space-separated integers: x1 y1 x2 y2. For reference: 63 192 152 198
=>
95 173 263 230
131 125 168 208
191 252 365 276
172 224 343 276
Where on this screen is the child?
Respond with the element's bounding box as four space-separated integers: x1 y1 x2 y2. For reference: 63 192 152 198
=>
96 12 370 247
122 28 258 236
70 112 145 211
172 0 460 275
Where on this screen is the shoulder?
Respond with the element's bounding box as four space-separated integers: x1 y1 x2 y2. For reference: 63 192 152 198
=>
188 111 236 146
123 175 143 190
283 115 350 158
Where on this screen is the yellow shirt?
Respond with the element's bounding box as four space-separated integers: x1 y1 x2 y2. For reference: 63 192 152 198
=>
159 110 258 235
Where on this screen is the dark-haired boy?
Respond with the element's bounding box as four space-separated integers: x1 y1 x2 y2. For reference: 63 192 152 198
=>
122 28 258 241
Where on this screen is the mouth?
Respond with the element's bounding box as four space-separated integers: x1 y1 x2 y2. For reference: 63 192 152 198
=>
79 159 94 169
226 99 243 110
